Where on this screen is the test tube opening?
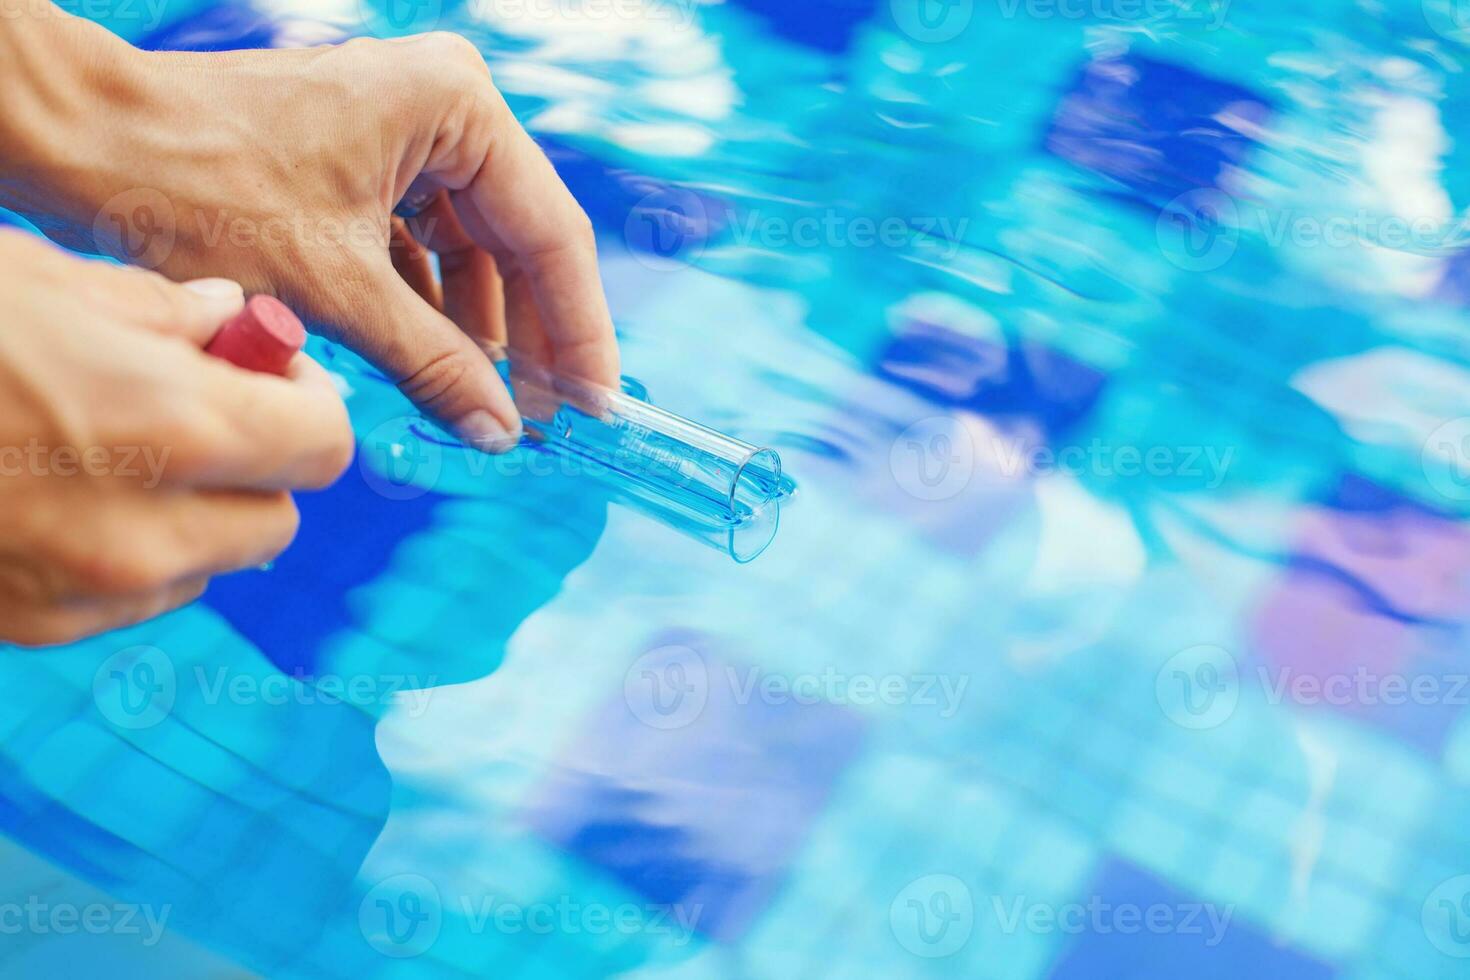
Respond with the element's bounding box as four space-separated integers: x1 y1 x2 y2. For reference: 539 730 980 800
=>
731 448 783 513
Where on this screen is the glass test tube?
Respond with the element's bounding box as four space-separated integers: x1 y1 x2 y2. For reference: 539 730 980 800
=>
485 349 787 523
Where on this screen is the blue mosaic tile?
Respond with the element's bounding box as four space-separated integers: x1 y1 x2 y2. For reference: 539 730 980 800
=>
204 464 446 675
1046 55 1273 206
136 0 296 51
525 636 868 942
726 0 879 53
1049 858 1336 979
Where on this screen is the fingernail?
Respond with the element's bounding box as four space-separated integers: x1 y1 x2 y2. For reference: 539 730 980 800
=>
458 410 522 453
184 278 245 302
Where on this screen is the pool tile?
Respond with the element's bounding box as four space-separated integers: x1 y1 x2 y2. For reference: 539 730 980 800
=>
524 637 868 942
877 318 1107 438
1048 858 1336 980
1047 54 1273 206
726 0 878 53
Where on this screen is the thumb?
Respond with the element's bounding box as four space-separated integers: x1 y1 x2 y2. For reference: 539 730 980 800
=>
100 264 248 347
327 267 522 451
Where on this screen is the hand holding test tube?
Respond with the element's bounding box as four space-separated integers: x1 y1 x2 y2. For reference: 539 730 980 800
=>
490 348 788 524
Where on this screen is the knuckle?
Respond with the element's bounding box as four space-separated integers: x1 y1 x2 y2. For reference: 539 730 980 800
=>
397 348 471 413
69 547 175 597
148 408 223 481
338 36 381 58
265 496 303 557
131 270 192 328
310 422 356 489
0 228 45 264
421 31 486 72
2 615 87 649
568 207 596 246
236 494 300 569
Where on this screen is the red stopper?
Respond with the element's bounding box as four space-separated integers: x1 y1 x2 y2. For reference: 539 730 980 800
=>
204 295 307 376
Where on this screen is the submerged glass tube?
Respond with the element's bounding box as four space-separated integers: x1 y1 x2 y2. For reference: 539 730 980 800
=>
359 343 791 526
493 353 786 522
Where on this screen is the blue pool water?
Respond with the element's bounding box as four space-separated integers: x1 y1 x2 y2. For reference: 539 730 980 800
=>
7 1 1470 977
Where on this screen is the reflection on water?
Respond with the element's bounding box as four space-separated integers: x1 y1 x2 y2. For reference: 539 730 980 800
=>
5 0 1470 977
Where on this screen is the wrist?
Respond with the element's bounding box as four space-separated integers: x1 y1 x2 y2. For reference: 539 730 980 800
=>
0 11 159 245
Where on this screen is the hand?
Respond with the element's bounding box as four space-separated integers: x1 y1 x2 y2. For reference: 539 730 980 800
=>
6 25 620 450
0 232 354 647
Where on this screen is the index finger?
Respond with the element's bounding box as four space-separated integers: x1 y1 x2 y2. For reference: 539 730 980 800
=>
164 345 356 491
424 78 620 387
